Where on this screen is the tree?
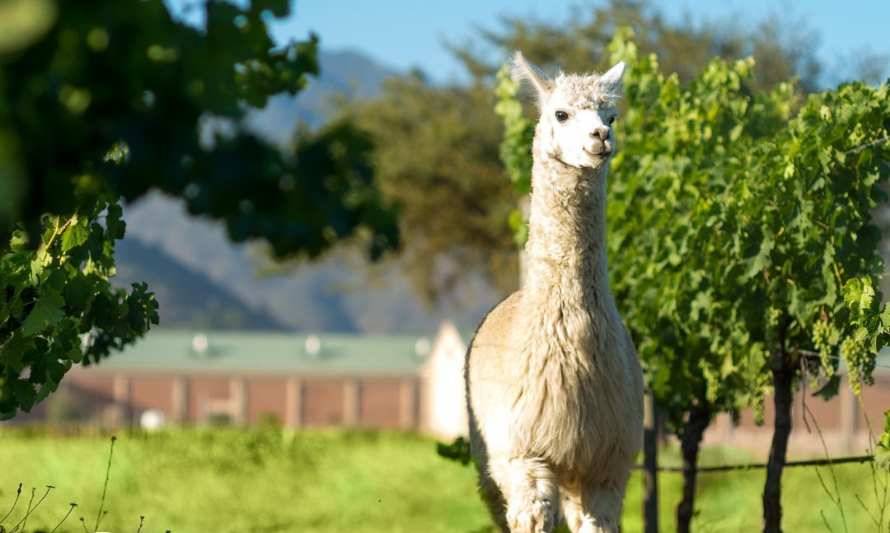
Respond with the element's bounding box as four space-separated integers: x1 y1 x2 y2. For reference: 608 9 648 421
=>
485 7 887 531
604 34 796 533
704 79 890 532
0 194 158 418
605 32 889 533
494 29 786 531
342 75 518 301
496 26 890 532
453 0 822 91
349 0 837 304
0 0 398 419
1 0 397 259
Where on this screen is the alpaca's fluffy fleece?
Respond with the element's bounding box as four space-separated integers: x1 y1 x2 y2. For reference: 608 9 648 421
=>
465 53 643 533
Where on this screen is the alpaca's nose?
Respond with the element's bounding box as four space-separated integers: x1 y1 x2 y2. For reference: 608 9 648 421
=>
590 126 610 140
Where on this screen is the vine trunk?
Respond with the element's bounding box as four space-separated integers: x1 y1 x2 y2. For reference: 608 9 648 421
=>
763 351 794 533
677 403 712 533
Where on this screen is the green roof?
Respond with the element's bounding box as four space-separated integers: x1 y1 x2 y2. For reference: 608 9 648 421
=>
92 330 428 376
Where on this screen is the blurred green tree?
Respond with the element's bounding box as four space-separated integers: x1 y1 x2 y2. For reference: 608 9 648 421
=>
603 36 798 533
705 77 890 532
344 0 845 303
497 27 890 533
454 0 822 91
0 0 397 258
343 76 518 301
0 0 398 419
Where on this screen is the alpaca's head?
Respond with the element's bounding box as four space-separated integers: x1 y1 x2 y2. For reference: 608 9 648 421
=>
512 52 624 170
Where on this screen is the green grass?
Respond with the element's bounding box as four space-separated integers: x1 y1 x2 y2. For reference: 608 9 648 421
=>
0 427 885 532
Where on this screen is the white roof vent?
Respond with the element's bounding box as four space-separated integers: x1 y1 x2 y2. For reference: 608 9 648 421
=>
191 333 209 354
415 337 432 358
304 335 322 357
140 409 166 431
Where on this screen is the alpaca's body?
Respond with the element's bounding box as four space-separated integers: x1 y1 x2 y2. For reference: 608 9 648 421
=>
465 55 643 533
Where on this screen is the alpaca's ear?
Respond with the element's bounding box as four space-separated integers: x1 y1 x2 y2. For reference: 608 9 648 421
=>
597 61 625 95
511 51 552 103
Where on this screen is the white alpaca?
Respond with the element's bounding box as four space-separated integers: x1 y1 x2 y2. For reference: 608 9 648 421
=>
465 53 643 533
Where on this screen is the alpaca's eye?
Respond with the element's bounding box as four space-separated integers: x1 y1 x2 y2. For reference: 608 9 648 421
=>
608 116 616 125
555 110 569 122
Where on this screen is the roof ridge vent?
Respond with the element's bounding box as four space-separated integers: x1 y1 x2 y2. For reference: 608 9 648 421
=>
304 334 322 357
191 333 209 354
190 332 222 358
415 336 431 358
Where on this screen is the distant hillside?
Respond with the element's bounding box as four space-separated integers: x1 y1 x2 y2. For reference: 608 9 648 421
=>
120 192 366 332
120 192 497 334
114 238 287 331
245 49 394 145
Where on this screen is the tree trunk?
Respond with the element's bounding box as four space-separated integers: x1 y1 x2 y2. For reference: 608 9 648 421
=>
763 353 793 533
643 392 659 533
676 404 712 533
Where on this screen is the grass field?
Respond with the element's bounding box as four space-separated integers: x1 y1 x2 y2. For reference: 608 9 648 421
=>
0 427 885 532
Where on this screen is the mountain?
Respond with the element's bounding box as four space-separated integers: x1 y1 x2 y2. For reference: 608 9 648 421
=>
115 48 501 335
245 49 395 145
114 238 287 331
120 191 362 332
120 192 497 334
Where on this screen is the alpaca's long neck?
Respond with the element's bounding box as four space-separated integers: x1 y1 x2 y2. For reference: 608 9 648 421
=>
522 157 610 307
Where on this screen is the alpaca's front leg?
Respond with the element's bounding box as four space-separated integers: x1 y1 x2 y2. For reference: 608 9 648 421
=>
562 480 626 533
490 456 559 533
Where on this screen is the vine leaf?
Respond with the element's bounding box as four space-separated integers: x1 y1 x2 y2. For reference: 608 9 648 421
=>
60 217 89 252
21 289 64 336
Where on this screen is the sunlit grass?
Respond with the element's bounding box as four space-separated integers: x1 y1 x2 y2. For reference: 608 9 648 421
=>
0 427 884 532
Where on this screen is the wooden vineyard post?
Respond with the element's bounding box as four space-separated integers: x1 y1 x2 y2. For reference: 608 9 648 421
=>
643 391 659 533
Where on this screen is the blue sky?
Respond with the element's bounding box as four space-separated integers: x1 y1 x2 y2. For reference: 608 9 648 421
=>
168 1 889 83
268 0 890 82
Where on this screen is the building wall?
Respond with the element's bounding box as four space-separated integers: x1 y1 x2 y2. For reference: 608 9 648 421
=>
302 379 346 426
359 379 403 428
18 347 890 461
51 369 419 431
422 324 890 455
247 378 288 425
131 377 173 415
702 374 887 455
419 322 468 439
188 376 231 421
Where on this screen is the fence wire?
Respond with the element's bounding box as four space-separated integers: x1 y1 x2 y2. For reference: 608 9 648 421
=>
634 454 874 473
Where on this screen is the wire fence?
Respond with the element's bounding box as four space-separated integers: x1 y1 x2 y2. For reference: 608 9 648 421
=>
436 437 878 472
634 454 874 473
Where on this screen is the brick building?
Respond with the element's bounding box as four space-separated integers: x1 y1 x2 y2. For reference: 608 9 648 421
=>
18 322 890 457
703 371 890 455
30 326 466 434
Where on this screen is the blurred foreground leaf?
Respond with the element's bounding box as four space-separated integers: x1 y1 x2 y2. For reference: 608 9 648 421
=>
0 0 56 54
0 0 397 418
